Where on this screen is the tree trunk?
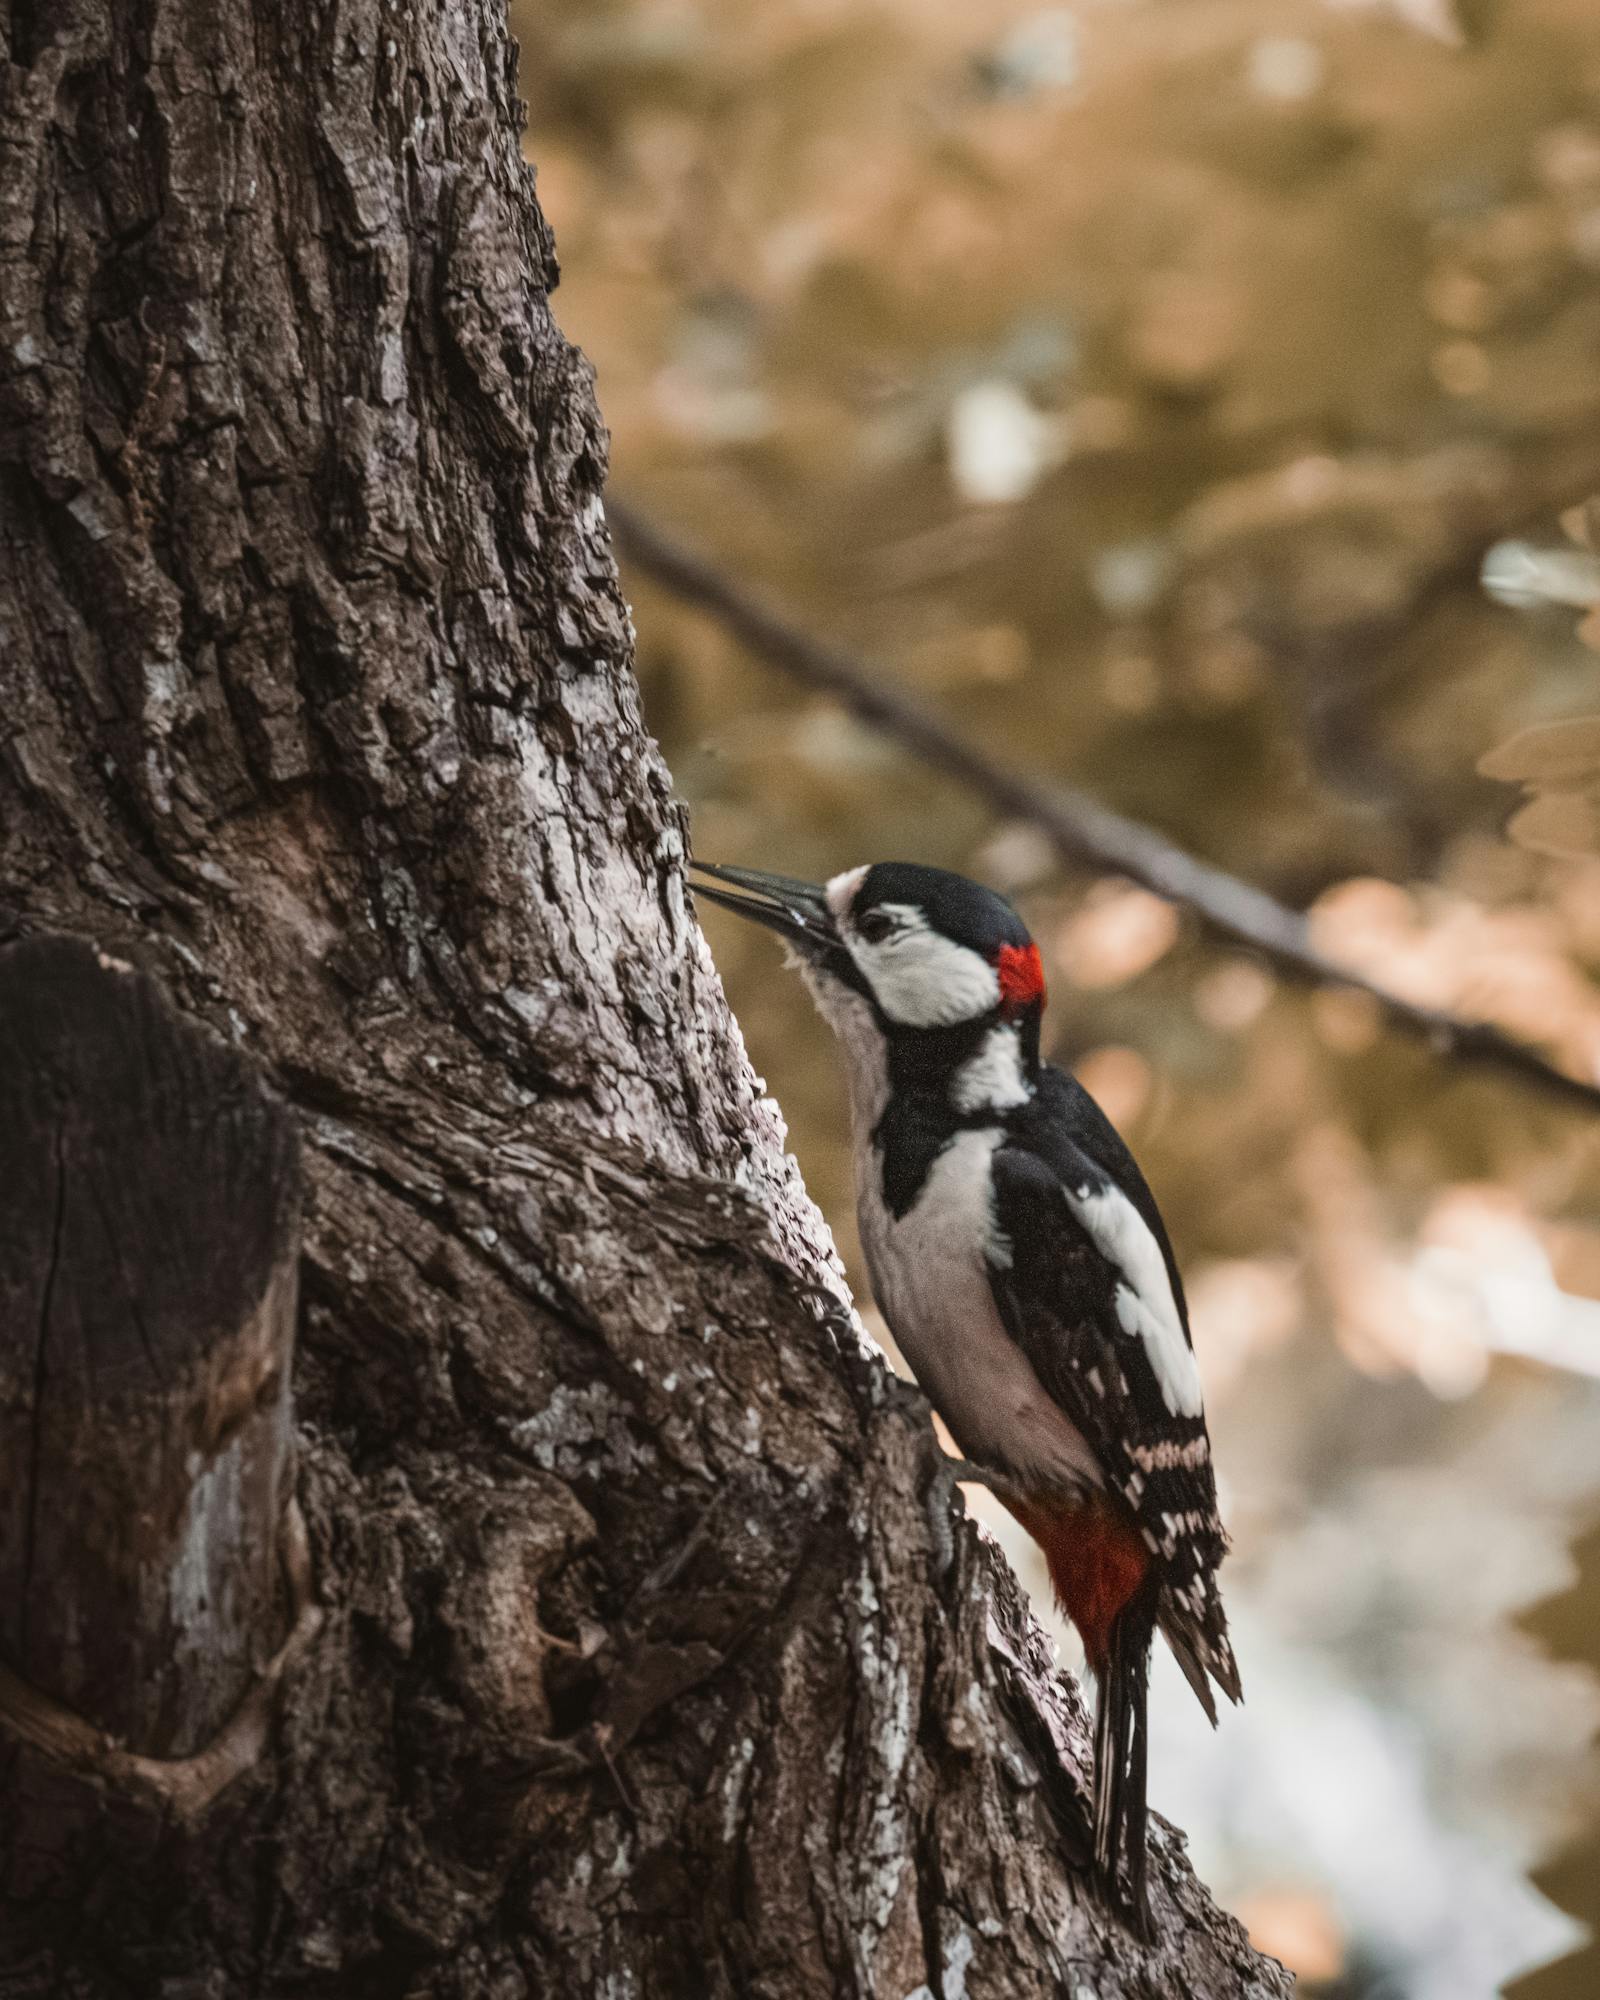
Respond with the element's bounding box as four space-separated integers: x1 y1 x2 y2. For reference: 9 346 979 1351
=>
0 2 1289 1995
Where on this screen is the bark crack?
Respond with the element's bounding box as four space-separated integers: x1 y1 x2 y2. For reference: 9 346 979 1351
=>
86 1166 164 1387
19 1121 67 1665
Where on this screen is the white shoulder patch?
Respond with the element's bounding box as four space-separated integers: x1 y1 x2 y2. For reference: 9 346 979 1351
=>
1063 1183 1204 1417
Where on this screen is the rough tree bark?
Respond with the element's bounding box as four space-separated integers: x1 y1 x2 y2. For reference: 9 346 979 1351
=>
0 2 1290 1995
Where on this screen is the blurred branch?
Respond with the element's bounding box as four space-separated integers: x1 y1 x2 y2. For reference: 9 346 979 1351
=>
609 498 1600 1119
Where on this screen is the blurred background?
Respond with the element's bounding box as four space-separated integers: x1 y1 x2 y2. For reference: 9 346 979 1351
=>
509 1 1600 1991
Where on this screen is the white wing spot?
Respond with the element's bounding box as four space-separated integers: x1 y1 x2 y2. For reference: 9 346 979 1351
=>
1064 1183 1204 1417
1132 1435 1210 1470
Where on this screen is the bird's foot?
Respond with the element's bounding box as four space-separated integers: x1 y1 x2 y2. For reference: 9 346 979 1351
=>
942 1456 1021 1504
922 1451 1025 1575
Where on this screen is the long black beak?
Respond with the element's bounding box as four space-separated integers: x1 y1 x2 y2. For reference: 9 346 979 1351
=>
688 860 843 962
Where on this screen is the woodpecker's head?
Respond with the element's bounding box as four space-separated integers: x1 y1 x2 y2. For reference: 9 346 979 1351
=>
691 859 1046 1113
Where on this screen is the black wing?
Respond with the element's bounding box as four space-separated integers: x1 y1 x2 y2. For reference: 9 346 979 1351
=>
987 1067 1239 1706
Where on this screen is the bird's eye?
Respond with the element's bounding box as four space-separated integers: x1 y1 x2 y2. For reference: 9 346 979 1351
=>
856 909 895 945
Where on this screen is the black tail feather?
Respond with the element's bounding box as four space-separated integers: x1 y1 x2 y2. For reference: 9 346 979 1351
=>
1092 1578 1160 1941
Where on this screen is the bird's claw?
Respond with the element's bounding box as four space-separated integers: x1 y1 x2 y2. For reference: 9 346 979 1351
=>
942 1456 1021 1505
922 1452 1023 1576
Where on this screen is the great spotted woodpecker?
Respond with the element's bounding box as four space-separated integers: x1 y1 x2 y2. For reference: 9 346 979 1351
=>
690 857 1240 1936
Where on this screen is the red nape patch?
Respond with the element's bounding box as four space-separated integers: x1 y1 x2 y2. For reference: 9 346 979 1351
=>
1004 1496 1150 1670
995 941 1045 1016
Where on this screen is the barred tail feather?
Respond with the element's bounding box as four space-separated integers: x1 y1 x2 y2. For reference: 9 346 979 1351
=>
1092 1580 1159 1941
1159 1586 1243 1724
1163 1622 1220 1725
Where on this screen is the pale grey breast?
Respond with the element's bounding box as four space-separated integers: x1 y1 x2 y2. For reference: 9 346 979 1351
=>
857 1126 1104 1499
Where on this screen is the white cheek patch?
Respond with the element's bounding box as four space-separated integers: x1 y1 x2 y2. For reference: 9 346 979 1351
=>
1063 1183 1204 1417
851 905 1002 1028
